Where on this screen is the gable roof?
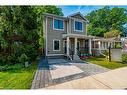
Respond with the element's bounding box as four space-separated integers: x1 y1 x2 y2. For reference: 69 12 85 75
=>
68 12 89 22
43 12 89 23
43 13 67 20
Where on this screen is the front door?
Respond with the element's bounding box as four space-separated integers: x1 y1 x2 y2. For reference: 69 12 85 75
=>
63 40 67 54
85 40 89 54
77 41 80 51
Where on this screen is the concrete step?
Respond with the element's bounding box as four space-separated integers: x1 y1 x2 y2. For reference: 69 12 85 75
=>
47 55 64 59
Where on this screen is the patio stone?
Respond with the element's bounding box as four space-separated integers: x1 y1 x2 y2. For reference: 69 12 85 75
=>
74 62 110 75
46 76 110 89
46 67 127 89
50 65 84 79
31 58 110 89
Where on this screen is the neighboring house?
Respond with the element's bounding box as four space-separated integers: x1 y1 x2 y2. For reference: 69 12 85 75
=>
92 37 121 56
121 37 127 53
43 12 122 60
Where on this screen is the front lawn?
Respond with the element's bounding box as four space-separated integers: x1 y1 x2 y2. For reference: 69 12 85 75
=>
86 57 127 69
0 61 38 89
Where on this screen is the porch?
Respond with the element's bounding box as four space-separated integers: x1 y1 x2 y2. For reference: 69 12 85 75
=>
91 38 122 56
62 34 92 59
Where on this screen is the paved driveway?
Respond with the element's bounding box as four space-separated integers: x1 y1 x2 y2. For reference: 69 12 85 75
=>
46 67 127 89
31 58 109 89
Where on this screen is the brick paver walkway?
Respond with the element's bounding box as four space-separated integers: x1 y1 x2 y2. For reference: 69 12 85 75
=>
31 57 52 89
31 58 110 89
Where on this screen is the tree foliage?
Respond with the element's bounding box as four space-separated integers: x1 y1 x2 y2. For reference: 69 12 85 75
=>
33 6 63 48
86 6 127 37
0 6 63 66
104 30 121 38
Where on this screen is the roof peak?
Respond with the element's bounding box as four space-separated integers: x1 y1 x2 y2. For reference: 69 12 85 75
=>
43 12 88 22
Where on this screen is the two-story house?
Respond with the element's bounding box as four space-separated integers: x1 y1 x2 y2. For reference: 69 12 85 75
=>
43 12 122 60
43 12 93 59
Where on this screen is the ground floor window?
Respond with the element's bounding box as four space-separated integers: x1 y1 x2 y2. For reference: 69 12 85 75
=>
53 39 60 51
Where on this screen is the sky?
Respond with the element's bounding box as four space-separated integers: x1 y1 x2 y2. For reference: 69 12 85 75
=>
58 5 127 16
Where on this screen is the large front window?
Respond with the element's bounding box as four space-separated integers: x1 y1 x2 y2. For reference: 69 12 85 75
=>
53 40 60 51
74 21 83 31
54 19 64 30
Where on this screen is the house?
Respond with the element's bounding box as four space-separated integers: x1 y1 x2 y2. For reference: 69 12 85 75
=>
43 12 122 60
121 37 127 53
92 37 122 56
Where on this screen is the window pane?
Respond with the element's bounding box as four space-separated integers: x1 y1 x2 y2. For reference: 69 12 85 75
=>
54 19 63 30
59 20 63 29
54 19 58 29
75 21 83 31
54 41 60 50
79 22 82 30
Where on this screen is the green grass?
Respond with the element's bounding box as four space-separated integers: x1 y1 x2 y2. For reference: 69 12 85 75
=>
86 57 127 69
0 61 38 89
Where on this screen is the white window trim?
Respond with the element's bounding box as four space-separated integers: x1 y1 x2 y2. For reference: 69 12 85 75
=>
74 20 84 32
53 39 61 51
53 18 64 31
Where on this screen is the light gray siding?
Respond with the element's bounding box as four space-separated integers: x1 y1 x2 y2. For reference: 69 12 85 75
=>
71 19 87 35
46 17 67 55
44 13 88 56
68 14 87 35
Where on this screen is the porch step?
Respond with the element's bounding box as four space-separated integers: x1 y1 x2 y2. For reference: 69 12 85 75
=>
70 60 85 63
73 54 81 60
47 55 64 59
72 54 84 63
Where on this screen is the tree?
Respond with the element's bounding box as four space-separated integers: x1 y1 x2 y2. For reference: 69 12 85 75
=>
0 6 63 66
86 6 127 37
104 30 121 38
33 6 63 49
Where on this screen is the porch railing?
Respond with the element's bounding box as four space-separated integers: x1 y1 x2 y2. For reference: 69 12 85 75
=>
69 48 74 60
64 47 90 59
77 48 81 57
79 47 89 55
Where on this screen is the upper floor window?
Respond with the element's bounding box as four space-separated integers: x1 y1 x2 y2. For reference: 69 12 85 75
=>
53 19 64 30
74 21 83 32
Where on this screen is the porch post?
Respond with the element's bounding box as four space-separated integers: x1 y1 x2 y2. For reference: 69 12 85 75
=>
74 37 77 55
108 42 110 48
89 39 92 54
98 41 101 53
67 37 69 55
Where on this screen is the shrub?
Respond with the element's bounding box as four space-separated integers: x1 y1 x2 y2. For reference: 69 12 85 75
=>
122 54 127 62
0 55 7 66
115 43 122 49
18 53 29 67
0 65 8 71
0 64 24 72
7 63 24 70
23 45 38 61
103 50 109 56
7 53 20 65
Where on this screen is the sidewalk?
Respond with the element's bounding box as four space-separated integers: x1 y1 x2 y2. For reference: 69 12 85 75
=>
46 67 127 89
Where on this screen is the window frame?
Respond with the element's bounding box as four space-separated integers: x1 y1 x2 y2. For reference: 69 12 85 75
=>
74 20 84 32
53 39 61 51
53 18 64 31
